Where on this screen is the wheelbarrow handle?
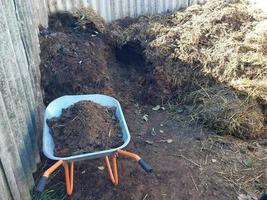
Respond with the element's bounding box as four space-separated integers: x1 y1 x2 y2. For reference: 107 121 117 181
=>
35 160 63 193
259 191 267 200
36 176 48 193
117 150 153 173
138 159 153 173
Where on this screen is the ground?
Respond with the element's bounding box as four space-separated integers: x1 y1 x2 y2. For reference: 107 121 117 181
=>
34 13 267 200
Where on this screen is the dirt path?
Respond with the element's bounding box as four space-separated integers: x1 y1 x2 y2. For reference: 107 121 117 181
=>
35 13 267 200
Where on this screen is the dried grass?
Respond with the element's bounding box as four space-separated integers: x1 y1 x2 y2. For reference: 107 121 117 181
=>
261 31 267 55
110 14 215 101
74 8 107 33
109 15 167 48
110 0 267 102
187 86 265 139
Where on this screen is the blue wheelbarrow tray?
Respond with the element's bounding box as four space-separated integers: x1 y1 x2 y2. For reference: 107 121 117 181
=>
43 94 131 162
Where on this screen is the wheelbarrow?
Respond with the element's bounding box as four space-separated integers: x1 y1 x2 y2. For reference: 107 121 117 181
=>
36 94 152 196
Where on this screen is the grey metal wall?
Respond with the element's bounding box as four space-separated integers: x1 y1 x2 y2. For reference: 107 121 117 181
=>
0 0 48 199
47 0 206 22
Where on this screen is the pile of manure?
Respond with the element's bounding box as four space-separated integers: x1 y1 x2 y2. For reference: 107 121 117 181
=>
110 0 267 103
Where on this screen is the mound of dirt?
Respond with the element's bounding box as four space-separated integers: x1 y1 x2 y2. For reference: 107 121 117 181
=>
47 101 123 157
40 12 114 105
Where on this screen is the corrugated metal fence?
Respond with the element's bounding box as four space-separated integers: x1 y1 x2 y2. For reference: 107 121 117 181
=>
47 0 206 22
0 0 47 199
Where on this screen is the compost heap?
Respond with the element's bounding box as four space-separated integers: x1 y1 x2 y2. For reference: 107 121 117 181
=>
110 0 267 138
39 10 114 105
47 101 123 157
110 0 267 101
40 1 266 139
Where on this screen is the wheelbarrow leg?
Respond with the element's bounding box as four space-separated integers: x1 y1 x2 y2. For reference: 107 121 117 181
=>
63 161 74 195
105 154 119 185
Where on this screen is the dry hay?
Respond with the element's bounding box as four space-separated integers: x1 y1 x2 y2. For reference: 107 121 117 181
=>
110 0 267 102
187 86 266 139
109 15 170 48
73 8 107 33
110 15 214 101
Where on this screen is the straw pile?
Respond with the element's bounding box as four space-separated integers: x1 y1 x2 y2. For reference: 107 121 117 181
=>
110 0 267 138
187 86 266 139
110 0 267 102
74 8 107 33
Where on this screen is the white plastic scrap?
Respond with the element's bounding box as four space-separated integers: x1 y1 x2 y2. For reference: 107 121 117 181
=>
142 114 149 121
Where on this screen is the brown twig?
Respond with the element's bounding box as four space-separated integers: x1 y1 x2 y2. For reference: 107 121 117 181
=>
108 129 112 137
255 156 267 161
190 174 199 191
179 154 202 168
54 115 79 128
142 194 148 200
243 173 264 185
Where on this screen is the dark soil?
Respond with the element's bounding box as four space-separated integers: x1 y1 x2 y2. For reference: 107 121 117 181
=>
47 101 123 157
39 13 114 105
35 12 267 200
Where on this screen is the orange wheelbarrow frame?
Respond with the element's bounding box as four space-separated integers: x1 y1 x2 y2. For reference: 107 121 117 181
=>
36 150 152 196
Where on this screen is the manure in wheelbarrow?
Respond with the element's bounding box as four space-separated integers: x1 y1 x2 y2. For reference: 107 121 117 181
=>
47 100 123 156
